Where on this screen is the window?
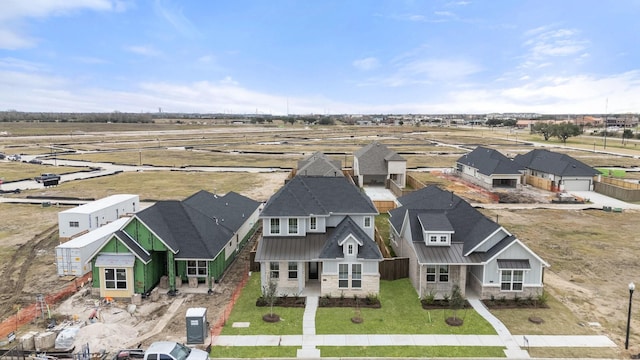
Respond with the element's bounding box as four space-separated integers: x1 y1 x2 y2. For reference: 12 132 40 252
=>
429 235 437 243
501 270 524 291
104 268 127 289
364 216 372 228
270 262 279 279
348 244 354 255
427 265 449 282
288 262 298 279
310 217 317 230
187 260 207 277
439 265 449 282
288 218 298 234
339 264 348 288
426 265 436 282
270 218 280 235
351 264 362 288
69 221 79 228
440 235 447 242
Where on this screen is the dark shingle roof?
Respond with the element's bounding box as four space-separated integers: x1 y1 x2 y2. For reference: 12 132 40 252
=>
183 190 260 232
354 142 405 175
390 186 504 259
134 190 258 260
261 176 378 217
456 146 525 176
513 149 599 177
113 230 151 263
297 152 343 177
319 217 382 260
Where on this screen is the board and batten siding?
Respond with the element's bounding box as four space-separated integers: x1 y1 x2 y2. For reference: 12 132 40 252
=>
483 242 544 285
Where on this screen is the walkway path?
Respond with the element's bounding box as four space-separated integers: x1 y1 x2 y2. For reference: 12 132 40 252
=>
213 294 617 359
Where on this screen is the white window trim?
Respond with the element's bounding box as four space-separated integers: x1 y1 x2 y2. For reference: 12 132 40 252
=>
270 262 280 279
187 260 208 278
338 263 362 289
426 265 449 283
104 268 128 290
270 218 280 235
288 218 298 235
500 269 524 292
364 216 372 228
288 262 297 280
310 217 317 230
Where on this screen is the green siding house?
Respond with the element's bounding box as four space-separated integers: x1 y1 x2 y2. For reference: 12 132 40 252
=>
89 191 261 298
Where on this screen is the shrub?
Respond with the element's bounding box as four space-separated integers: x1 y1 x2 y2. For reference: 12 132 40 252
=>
442 293 450 303
536 291 549 307
422 291 436 305
365 293 379 305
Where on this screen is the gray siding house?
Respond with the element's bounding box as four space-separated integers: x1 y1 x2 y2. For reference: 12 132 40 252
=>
353 142 406 188
513 149 600 191
456 146 525 189
296 152 343 177
389 186 548 299
255 176 383 297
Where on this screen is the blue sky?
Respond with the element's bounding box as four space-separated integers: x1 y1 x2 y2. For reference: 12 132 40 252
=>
1 0 639 115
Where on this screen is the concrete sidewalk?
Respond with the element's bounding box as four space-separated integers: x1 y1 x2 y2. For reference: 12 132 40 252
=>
212 333 616 348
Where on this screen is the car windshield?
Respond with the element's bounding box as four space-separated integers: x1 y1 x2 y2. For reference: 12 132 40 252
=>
169 344 190 360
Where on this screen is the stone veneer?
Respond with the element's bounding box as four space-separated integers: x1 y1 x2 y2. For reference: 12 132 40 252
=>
321 274 380 297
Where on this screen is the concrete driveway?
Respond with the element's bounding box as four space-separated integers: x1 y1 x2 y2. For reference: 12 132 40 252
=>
570 190 640 210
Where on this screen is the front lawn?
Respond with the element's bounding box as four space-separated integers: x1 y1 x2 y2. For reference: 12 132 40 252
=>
319 346 506 358
220 274 305 335
315 279 496 335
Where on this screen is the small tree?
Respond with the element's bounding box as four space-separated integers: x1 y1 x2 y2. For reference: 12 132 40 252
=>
262 279 279 320
551 123 581 144
446 285 465 326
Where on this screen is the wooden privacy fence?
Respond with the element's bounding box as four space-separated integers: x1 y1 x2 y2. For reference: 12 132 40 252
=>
524 175 553 191
600 176 640 190
379 257 409 280
373 200 396 213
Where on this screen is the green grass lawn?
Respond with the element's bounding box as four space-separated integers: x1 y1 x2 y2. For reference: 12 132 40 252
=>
210 346 298 358
316 279 496 335
596 167 626 177
319 346 505 358
220 274 305 335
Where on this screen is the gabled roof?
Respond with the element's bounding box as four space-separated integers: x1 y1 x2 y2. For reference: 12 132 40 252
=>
261 176 378 217
354 142 405 175
513 149 599 177
297 152 343 177
132 190 258 260
456 146 524 176
113 230 152 264
417 213 453 232
318 217 382 260
183 190 261 232
390 186 506 259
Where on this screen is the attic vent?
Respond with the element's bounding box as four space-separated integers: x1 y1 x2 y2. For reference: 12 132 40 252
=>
225 202 228 206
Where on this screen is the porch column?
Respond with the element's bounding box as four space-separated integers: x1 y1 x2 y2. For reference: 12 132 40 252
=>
298 261 304 293
459 265 467 297
167 251 176 293
208 261 214 291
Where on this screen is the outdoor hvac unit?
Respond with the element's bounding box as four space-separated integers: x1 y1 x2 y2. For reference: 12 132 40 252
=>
185 307 208 344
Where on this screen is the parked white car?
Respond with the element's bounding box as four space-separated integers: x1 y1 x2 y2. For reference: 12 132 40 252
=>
143 342 208 360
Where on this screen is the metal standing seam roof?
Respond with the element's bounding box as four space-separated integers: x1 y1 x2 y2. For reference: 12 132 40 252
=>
59 194 139 214
414 243 483 264
95 253 135 267
255 234 327 261
497 259 531 269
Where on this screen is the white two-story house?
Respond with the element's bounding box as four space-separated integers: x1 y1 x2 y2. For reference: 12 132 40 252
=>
255 176 383 297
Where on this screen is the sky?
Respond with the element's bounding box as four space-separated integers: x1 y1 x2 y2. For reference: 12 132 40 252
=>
1 0 640 115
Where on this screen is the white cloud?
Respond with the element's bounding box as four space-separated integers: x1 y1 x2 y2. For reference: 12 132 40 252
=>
352 57 380 71
522 26 589 63
125 45 162 57
153 0 200 38
0 0 126 50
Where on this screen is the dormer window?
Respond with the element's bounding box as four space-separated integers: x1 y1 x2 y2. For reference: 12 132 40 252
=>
440 236 447 243
348 244 354 255
429 236 437 243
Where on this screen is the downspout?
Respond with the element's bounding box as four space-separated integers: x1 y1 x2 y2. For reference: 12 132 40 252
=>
419 263 422 298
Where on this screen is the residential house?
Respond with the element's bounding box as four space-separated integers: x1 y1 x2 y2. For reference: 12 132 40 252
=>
389 186 548 299
255 176 383 297
513 149 600 191
88 190 261 298
296 152 343 177
456 146 525 189
353 142 406 188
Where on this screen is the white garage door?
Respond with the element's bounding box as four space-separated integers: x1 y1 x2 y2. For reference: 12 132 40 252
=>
563 179 591 191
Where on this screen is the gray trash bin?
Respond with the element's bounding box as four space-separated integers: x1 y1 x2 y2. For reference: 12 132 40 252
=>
186 307 208 344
